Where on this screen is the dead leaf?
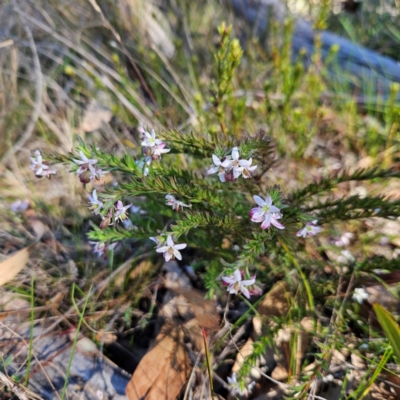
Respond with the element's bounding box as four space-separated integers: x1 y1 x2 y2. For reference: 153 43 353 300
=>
170 287 220 331
232 337 254 373
0 244 36 286
126 323 190 400
258 281 291 318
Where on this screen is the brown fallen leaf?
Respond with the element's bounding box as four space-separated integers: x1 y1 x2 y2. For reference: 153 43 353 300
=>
126 323 190 400
0 244 36 287
170 287 220 331
257 281 291 318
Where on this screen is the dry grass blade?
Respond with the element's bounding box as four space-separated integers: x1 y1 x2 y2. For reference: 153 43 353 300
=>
126 323 190 400
0 244 36 287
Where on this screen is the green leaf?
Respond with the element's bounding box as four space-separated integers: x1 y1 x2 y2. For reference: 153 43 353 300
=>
373 303 400 363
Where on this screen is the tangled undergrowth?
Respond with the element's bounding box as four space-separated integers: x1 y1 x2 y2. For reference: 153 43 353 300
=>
1 1 400 399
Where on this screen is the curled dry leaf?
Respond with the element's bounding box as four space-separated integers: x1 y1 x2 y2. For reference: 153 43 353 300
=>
0 244 35 287
126 323 190 400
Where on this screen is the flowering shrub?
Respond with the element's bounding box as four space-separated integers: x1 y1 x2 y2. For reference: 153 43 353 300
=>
28 23 400 393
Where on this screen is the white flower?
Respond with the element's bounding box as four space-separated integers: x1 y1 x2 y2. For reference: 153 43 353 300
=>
88 164 107 181
114 200 131 222
227 373 255 397
225 147 257 179
30 150 47 175
207 154 232 182
228 147 242 178
30 150 57 178
73 150 97 173
296 220 322 238
141 129 163 147
353 288 369 304
221 270 256 299
250 195 285 230
165 194 191 211
155 235 187 261
236 158 257 179
88 190 103 215
334 232 353 247
338 250 355 264
136 156 152 176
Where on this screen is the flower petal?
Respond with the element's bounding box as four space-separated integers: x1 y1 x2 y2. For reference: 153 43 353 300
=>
253 195 265 207
207 166 219 175
241 286 251 299
174 249 182 260
231 147 239 160
166 235 174 247
233 269 241 282
221 276 235 285
271 218 285 230
212 154 221 166
156 246 169 253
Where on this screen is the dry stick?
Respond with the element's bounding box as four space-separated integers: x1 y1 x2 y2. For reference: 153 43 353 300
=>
0 371 29 400
0 2 43 171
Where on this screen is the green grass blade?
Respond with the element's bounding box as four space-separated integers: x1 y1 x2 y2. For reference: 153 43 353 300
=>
373 303 400 363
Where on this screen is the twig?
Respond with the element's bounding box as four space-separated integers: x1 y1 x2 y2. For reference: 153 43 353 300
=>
0 1 43 170
0 371 29 400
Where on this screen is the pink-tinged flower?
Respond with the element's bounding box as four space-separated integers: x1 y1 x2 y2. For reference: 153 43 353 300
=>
114 201 131 222
221 270 256 299
30 150 57 178
140 129 163 147
90 241 118 258
334 232 353 247
36 169 57 179
88 190 103 215
207 154 232 182
91 241 106 257
250 195 285 230
227 373 255 397
296 220 322 238
155 235 187 261
165 194 191 211
151 142 170 159
72 150 100 182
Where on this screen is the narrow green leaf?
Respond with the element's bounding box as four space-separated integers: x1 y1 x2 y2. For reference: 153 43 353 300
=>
373 303 400 363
